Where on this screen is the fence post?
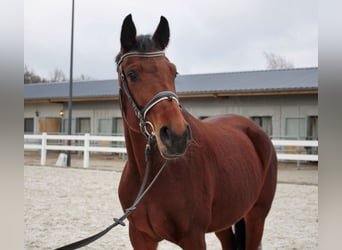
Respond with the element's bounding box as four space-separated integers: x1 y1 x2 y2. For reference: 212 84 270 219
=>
41 132 47 166
83 133 90 168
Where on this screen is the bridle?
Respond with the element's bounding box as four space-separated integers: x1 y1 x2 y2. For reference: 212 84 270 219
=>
54 51 179 249
117 51 180 138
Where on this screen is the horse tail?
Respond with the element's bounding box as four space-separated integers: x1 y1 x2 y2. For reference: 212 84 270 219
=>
234 218 246 250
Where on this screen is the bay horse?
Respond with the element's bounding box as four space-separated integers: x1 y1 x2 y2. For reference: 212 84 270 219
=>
116 14 277 250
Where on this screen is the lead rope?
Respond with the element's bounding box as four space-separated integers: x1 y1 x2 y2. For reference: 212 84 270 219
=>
55 136 167 250
55 51 171 249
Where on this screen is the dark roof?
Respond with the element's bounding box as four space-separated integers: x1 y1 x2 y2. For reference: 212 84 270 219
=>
175 67 317 94
24 79 118 100
24 67 318 101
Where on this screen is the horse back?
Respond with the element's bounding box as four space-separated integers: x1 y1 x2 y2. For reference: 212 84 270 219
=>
188 113 277 172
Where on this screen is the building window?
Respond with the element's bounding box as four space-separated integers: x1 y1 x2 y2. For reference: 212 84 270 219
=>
97 117 123 135
63 118 76 134
307 116 318 140
285 117 306 139
76 117 91 134
96 117 124 149
251 116 273 136
98 118 113 135
306 116 318 155
24 118 34 134
113 117 124 135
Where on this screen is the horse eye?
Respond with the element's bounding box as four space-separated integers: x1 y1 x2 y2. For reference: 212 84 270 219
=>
127 71 138 81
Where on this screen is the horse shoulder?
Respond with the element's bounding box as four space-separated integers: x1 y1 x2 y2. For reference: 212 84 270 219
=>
221 115 276 168
118 162 140 209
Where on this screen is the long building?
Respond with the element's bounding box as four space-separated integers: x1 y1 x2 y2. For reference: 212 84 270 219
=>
24 67 318 140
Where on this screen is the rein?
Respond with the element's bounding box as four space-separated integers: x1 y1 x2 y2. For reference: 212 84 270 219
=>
55 136 167 250
54 51 173 250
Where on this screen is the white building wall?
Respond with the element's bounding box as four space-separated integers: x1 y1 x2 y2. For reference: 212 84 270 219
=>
24 94 317 138
180 94 317 138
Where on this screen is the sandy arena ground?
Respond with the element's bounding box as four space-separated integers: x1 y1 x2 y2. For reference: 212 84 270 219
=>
24 160 318 250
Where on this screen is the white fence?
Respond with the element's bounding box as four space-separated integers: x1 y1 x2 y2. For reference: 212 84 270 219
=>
272 139 318 162
24 133 318 168
24 133 126 168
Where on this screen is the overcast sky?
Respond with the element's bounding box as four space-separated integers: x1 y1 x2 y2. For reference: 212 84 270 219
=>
24 0 317 80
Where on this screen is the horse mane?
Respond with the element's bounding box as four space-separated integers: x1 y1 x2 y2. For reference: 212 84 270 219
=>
115 35 155 64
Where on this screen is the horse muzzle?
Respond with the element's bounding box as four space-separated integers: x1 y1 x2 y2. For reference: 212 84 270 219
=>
158 123 192 159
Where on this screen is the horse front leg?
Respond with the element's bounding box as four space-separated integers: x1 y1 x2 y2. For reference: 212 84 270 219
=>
178 232 206 250
128 223 158 250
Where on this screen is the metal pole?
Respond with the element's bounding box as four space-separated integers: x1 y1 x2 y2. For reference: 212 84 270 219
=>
67 0 75 167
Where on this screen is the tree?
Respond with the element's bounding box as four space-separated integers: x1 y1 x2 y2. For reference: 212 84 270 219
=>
47 68 93 82
24 64 94 83
77 74 92 81
49 68 66 82
264 52 294 69
24 65 47 84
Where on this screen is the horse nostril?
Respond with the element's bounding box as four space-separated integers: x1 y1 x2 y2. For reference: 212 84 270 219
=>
186 124 192 143
160 125 192 154
160 126 172 147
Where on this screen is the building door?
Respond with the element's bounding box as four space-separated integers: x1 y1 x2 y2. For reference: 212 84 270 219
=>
39 117 61 133
251 116 273 137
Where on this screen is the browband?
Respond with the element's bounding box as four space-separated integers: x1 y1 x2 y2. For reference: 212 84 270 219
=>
117 51 165 66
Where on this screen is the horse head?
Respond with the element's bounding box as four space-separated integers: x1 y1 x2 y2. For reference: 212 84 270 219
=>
116 14 192 159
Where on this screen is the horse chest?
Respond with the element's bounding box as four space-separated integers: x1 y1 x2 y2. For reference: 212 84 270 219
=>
129 200 188 242
127 173 206 240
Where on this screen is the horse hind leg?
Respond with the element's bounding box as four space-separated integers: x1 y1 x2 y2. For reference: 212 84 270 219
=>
244 177 275 250
244 207 266 250
215 219 246 250
215 227 237 250
244 127 277 250
234 219 246 250
244 171 275 250
215 219 262 250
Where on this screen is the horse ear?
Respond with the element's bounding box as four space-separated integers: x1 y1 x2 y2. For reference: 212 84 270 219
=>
152 16 170 50
120 14 137 52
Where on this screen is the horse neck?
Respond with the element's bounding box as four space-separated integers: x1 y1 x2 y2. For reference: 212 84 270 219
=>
123 123 164 180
